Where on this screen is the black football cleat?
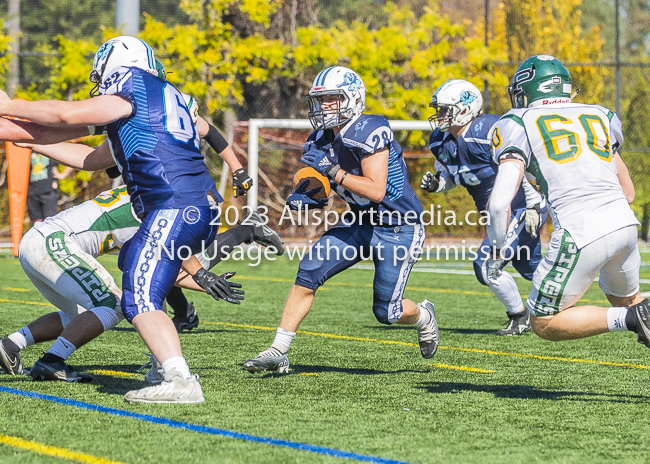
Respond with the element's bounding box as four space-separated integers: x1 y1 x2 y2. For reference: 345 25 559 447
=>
631 299 650 348
30 359 93 383
242 209 285 256
495 310 532 336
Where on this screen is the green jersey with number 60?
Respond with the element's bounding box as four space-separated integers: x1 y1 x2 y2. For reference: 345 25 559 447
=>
491 102 638 249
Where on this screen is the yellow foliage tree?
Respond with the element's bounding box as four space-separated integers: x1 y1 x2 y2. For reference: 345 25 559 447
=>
482 0 606 112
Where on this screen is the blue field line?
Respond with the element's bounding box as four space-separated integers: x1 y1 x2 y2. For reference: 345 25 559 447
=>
0 386 413 464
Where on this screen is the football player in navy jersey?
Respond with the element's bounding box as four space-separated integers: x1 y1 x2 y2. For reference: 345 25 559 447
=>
0 36 240 403
243 66 439 374
421 79 547 336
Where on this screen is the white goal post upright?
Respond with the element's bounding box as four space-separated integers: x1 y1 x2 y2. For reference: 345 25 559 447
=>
247 118 432 210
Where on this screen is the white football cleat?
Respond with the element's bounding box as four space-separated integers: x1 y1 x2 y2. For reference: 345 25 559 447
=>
124 369 204 404
416 300 439 359
139 353 164 386
243 348 289 373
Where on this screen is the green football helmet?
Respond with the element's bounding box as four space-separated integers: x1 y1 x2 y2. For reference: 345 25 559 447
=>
155 58 166 80
508 55 572 108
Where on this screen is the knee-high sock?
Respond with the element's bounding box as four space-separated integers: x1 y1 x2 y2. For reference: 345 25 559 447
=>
487 269 524 315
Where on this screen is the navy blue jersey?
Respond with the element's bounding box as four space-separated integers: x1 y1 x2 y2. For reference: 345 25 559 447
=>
305 114 423 225
428 114 525 211
99 67 219 216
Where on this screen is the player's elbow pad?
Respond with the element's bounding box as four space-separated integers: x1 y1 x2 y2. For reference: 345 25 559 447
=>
205 124 229 154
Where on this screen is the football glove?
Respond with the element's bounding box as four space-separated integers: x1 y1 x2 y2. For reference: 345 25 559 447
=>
192 269 244 304
420 171 446 193
525 203 543 238
486 250 504 286
232 168 253 197
300 146 340 179
287 180 328 211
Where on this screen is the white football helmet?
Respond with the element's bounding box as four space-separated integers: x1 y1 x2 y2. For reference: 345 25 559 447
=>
307 66 366 130
428 79 483 131
90 36 157 96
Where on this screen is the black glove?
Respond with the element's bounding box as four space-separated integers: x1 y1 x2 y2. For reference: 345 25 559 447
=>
232 169 253 197
192 269 244 304
420 171 445 193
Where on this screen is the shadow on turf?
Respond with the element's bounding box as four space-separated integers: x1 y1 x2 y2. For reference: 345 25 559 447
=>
110 326 227 335
0 363 145 395
416 382 650 403
247 364 428 378
365 325 496 335
71 363 146 394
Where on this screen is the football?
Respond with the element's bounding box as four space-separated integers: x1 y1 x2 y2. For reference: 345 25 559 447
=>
292 167 331 200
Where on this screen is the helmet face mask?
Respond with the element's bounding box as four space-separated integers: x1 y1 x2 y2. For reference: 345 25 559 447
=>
509 55 572 108
307 67 366 130
307 90 347 130
89 36 157 97
428 105 455 132
428 79 483 132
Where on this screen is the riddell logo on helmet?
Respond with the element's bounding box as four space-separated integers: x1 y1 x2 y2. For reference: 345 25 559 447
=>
313 86 325 91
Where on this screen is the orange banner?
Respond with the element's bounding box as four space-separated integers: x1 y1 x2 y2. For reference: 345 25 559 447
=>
6 142 31 256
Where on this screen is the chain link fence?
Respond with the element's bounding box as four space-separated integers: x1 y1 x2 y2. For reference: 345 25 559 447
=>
0 0 648 240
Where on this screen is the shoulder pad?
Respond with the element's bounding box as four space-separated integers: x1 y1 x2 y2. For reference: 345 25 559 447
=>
343 115 394 154
345 114 389 140
98 66 133 97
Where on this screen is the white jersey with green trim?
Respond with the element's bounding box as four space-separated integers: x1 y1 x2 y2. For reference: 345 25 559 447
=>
33 185 141 258
490 102 638 249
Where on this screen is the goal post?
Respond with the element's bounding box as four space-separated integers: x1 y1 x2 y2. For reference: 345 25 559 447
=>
246 118 432 210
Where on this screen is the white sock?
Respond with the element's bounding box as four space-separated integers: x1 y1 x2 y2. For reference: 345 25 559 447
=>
8 327 35 350
414 305 431 329
161 356 192 379
271 328 295 354
486 270 525 315
606 306 628 332
47 337 77 360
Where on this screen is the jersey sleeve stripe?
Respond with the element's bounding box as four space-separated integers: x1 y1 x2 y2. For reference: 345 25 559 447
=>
463 137 490 145
501 114 525 126
607 110 615 121
342 137 372 151
498 146 528 164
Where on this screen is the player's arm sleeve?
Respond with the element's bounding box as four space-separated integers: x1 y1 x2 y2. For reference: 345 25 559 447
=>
522 178 544 208
491 116 532 168
204 124 229 154
487 160 524 250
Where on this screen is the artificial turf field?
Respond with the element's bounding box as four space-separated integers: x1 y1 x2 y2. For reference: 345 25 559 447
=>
1 248 650 464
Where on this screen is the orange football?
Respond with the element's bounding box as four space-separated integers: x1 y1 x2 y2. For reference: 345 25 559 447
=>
292 167 331 200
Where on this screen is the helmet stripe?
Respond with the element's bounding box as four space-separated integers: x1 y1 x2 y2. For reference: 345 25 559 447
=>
317 67 334 86
136 38 155 69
